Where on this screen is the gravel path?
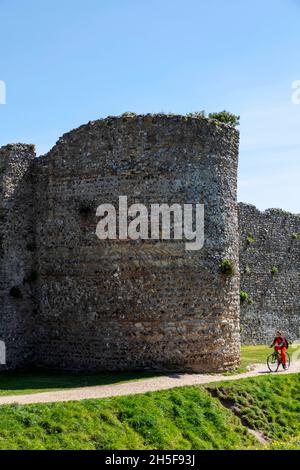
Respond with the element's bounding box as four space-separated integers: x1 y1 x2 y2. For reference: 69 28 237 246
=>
0 361 299 406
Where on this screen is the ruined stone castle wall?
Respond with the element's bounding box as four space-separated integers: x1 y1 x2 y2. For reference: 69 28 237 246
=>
239 203 300 344
2 116 299 370
0 144 36 368
31 115 240 372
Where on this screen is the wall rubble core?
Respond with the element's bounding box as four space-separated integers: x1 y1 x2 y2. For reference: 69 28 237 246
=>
0 113 261 372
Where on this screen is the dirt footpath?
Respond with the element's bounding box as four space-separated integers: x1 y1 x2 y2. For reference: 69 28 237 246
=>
0 360 299 406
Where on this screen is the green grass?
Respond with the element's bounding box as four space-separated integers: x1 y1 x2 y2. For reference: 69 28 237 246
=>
207 373 300 445
267 436 300 450
0 373 299 450
0 369 162 397
239 343 300 373
0 385 255 450
0 344 299 396
240 344 271 371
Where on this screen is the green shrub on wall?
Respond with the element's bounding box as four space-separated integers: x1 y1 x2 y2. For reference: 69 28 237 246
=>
271 266 279 275
220 259 235 276
240 291 249 303
186 110 240 128
121 112 137 118
246 234 256 245
186 111 206 119
208 111 240 127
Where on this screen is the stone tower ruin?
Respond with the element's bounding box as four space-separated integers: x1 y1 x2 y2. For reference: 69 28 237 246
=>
0 114 241 372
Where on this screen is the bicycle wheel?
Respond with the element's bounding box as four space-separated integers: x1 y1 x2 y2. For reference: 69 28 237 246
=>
267 353 279 372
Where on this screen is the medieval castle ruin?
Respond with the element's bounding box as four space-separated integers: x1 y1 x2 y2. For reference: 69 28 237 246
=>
0 114 299 372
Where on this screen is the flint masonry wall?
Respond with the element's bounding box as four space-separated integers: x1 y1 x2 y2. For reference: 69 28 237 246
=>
1 117 299 367
31 114 240 372
239 203 300 344
0 144 36 368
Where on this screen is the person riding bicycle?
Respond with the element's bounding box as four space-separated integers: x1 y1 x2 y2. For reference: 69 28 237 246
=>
269 331 288 369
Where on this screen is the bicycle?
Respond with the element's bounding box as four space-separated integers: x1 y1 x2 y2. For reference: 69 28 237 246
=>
267 349 290 372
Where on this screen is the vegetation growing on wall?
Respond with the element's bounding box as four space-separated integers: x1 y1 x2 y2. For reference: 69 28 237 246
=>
240 291 249 303
219 259 235 276
121 112 138 118
186 111 206 119
208 111 240 127
246 234 256 245
186 110 240 128
270 266 279 275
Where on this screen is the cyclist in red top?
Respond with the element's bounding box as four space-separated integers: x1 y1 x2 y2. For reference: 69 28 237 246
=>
270 331 287 369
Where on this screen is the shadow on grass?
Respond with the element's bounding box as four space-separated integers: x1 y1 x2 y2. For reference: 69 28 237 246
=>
0 368 165 396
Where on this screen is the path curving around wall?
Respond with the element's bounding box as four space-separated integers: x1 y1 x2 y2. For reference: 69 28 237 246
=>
0 361 299 406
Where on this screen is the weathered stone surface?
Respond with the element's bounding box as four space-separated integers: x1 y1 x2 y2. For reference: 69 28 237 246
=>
239 203 300 344
0 144 36 368
0 114 240 372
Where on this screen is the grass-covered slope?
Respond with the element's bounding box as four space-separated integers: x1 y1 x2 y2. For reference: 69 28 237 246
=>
207 373 300 444
0 374 300 450
0 386 254 450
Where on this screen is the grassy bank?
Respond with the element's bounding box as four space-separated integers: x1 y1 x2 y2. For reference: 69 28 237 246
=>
0 374 299 450
207 373 300 447
0 384 255 450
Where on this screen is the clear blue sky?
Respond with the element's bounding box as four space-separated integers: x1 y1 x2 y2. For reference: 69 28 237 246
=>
1 0 300 212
